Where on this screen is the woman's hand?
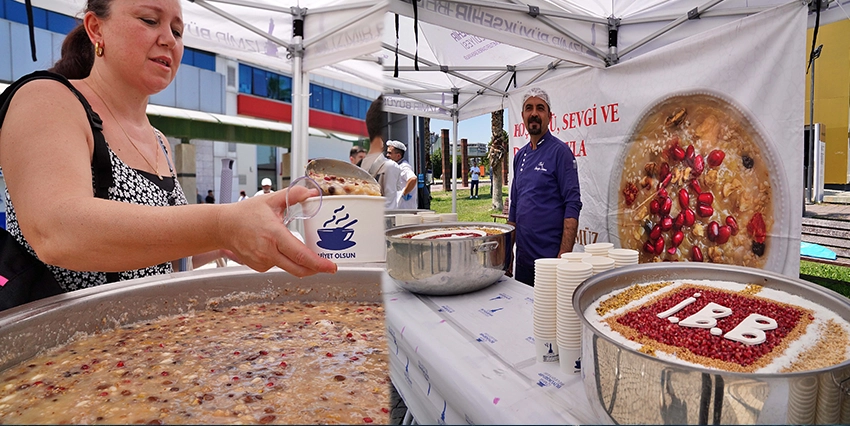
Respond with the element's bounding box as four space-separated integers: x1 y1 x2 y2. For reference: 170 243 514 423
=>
218 186 337 277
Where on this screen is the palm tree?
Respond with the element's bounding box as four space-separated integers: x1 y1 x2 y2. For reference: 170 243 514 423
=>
488 109 508 211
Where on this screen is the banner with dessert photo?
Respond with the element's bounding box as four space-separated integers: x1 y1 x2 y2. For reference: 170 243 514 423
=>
507 2 806 277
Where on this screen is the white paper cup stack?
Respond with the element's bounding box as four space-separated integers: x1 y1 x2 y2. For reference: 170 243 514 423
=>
560 252 592 263
584 242 614 256
786 376 818 424
439 213 458 222
533 258 565 363
607 248 639 267
396 214 421 226
418 213 441 224
582 256 616 275
556 262 592 373
816 373 841 424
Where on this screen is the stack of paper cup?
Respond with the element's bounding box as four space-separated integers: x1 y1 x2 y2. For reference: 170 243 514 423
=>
533 258 564 363
396 214 421 226
419 213 441 224
582 256 615 275
786 376 818 424
584 242 614 256
556 262 591 373
607 248 639 267
816 373 841 424
439 213 458 222
561 252 592 263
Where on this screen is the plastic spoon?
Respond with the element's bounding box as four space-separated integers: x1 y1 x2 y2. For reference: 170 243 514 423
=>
283 175 323 226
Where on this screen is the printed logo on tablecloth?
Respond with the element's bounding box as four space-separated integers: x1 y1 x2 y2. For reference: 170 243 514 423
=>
403 356 412 386
476 333 497 344
438 305 455 313
536 372 565 389
387 326 398 355
437 401 447 425
526 336 535 344
489 293 513 300
478 307 503 317
417 361 432 396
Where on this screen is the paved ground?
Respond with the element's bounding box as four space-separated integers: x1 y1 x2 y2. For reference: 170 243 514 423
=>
805 189 850 220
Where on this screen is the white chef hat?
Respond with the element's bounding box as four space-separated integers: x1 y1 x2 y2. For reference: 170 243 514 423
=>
386 140 406 152
522 87 551 110
261 178 272 186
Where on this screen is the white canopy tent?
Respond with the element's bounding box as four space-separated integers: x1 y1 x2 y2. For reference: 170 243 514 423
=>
382 0 850 212
27 0 388 180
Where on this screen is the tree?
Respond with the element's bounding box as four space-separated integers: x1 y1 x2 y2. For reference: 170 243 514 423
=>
488 110 508 211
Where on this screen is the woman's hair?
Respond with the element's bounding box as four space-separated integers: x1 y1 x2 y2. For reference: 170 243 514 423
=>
49 0 112 79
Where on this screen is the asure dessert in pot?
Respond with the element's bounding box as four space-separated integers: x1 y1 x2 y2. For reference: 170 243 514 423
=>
615 92 777 267
0 301 388 424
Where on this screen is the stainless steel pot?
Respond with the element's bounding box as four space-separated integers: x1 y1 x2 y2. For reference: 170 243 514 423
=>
385 222 514 296
0 266 384 371
573 263 850 425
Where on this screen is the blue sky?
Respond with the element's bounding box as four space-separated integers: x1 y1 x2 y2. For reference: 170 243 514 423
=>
430 111 511 145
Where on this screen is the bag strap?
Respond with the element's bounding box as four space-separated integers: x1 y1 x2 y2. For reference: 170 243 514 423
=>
1 71 118 283
0 71 113 199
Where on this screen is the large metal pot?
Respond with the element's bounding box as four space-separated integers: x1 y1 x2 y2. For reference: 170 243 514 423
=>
385 222 514 296
0 266 384 371
573 263 850 425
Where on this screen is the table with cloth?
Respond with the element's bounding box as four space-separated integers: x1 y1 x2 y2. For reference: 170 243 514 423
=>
382 272 601 424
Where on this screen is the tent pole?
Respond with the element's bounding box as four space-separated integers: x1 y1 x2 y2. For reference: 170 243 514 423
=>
289 9 306 233
451 89 460 213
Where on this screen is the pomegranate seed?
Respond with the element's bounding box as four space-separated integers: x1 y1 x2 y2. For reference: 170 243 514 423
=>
161 371 169 377
279 362 288 367
707 149 725 167
672 231 684 247
659 188 668 199
716 226 731 244
689 179 702 194
660 162 670 182
666 246 677 256
747 212 767 243
671 146 685 161
382 408 390 414
685 145 695 163
697 204 714 217
658 173 672 190
81 365 89 370
683 208 696 226
650 199 660 215
692 155 704 176
364 417 374 424
707 221 720 242
654 237 665 254
673 212 685 230
661 198 673 216
725 216 739 235
326 352 334 357
650 225 662 241
644 241 656 254
697 192 714 205
116 361 124 368
661 216 673 232
678 189 689 209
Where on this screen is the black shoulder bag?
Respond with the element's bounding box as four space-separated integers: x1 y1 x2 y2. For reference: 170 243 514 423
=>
0 71 114 312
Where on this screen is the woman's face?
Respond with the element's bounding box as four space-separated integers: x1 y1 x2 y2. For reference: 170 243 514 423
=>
98 0 184 93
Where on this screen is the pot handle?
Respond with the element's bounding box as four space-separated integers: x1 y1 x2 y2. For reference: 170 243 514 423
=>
473 241 499 253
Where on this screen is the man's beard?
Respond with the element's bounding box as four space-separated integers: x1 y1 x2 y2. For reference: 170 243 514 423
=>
527 117 543 135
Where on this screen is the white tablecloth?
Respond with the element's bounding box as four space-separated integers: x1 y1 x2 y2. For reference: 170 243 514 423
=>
383 273 603 425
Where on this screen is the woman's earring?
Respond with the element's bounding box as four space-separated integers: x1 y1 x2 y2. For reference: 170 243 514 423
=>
95 42 104 57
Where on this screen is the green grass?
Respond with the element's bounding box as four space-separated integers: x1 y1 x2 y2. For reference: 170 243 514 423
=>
427 184 509 222
428 186 850 298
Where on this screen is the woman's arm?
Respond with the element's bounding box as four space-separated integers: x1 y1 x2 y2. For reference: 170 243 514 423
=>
0 80 335 277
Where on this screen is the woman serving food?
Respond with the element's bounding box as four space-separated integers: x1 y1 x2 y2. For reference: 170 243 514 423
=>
0 0 335 298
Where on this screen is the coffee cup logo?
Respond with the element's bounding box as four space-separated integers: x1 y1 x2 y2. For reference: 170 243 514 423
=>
316 205 359 250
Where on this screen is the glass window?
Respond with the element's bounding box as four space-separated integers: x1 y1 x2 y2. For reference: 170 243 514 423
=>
278 75 292 103
193 50 216 71
360 98 369 119
267 73 280 100
252 68 268 97
331 91 342 114
181 48 195 66
6 0 46 27
46 11 78 35
341 94 353 117
310 84 323 110
239 64 253 94
323 88 333 113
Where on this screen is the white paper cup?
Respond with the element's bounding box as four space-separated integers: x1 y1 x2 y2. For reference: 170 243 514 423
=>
535 338 560 363
561 252 593 262
439 213 458 222
302 195 385 263
395 213 421 225
558 347 581 373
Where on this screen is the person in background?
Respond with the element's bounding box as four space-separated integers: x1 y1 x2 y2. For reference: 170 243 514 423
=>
196 190 203 204
237 190 248 202
359 95 404 209
508 88 582 286
0 0 335 297
469 161 480 199
349 145 366 167
254 178 274 197
205 190 215 204
386 140 417 209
